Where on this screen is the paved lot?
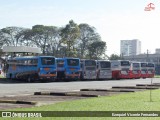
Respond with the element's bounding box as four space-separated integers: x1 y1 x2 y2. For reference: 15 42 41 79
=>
0 78 159 97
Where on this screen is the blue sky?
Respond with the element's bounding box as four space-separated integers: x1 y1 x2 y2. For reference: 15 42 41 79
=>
0 0 159 55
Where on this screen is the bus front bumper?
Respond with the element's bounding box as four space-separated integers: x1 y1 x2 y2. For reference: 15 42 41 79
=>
39 74 57 79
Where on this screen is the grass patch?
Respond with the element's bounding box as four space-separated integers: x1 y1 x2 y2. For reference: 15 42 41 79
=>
0 75 4 78
154 75 160 78
2 90 160 120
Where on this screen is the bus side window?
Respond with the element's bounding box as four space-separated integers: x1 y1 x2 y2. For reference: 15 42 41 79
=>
28 60 32 64
24 60 28 65
31 59 38 65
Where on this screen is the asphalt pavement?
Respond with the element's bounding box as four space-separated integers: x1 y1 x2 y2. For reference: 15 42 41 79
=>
0 78 159 97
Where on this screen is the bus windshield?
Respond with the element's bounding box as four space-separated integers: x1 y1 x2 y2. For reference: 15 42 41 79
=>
147 63 154 67
141 63 147 67
67 59 79 66
121 61 130 66
57 60 64 67
41 57 55 65
100 61 111 68
133 63 140 67
85 60 96 66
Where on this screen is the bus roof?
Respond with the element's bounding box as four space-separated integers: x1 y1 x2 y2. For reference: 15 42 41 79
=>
2 46 42 53
13 56 55 60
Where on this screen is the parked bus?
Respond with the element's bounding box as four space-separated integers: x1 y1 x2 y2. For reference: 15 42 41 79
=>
6 56 57 82
130 62 141 79
80 59 97 80
96 60 112 79
111 60 130 79
140 62 148 78
147 62 155 78
56 58 80 80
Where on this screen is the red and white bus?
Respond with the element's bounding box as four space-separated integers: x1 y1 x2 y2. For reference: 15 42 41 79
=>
147 62 155 78
140 62 148 78
111 60 130 79
130 62 141 79
96 60 112 80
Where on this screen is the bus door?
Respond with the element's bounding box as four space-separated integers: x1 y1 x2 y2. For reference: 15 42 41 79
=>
56 58 65 80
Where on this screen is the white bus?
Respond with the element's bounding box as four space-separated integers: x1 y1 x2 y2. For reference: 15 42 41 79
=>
96 60 112 79
80 59 97 80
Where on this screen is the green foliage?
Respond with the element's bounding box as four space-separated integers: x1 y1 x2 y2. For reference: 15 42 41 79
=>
78 24 101 58
60 20 80 57
0 20 107 59
0 27 26 47
109 54 122 60
88 41 106 59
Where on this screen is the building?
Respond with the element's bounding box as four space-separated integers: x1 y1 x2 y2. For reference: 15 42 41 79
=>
155 48 160 54
120 39 141 56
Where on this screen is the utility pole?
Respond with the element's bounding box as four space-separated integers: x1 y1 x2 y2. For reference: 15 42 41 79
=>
147 49 149 62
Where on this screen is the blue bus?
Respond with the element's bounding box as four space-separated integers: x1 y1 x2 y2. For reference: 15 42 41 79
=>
56 58 80 81
6 56 57 82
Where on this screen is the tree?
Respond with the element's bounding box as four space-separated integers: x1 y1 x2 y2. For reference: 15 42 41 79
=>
60 20 80 57
109 54 122 60
16 28 35 47
0 27 26 47
21 25 62 55
87 41 107 59
78 23 101 58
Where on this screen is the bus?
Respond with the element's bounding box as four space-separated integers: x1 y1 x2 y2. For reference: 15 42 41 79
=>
147 62 155 78
111 60 130 79
140 62 148 78
80 59 97 80
96 60 112 80
56 58 80 80
130 62 141 79
6 56 57 82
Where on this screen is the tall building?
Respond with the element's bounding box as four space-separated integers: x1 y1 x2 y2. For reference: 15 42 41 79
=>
120 39 141 56
155 48 160 54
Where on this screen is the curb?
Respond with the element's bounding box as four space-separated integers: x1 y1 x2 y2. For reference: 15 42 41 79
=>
136 84 160 87
34 92 50 95
80 89 135 92
65 93 100 97
34 92 99 97
0 100 37 105
112 86 159 89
